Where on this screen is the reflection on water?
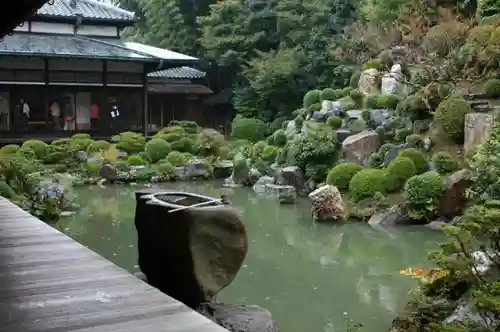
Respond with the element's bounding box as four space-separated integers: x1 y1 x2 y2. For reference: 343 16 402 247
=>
55 181 444 332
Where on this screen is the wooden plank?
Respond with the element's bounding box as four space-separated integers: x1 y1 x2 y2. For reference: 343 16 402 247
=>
0 197 228 332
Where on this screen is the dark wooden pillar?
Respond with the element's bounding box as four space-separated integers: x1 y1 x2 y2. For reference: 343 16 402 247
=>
143 68 148 137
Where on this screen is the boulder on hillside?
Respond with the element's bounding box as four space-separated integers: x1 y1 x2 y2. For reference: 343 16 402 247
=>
358 68 380 95
197 303 280 332
342 131 379 164
275 166 307 196
134 190 248 309
439 169 472 221
309 185 346 222
464 113 494 153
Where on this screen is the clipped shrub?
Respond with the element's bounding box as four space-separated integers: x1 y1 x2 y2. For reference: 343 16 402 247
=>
326 115 342 129
349 89 363 107
377 94 401 109
434 97 471 142
398 148 428 174
409 69 431 87
320 88 337 101
467 25 495 47
71 133 91 140
21 140 48 160
394 128 412 143
198 128 228 157
349 168 386 202
349 71 362 88
156 161 176 178
423 21 469 56
361 110 371 123
230 117 267 142
406 134 423 147
396 95 429 120
0 144 20 154
294 115 304 127
0 180 15 199
341 87 354 97
308 103 322 112
273 129 287 147
145 138 171 163
385 156 417 192
115 131 146 154
303 89 321 108
261 145 278 163
165 151 188 166
418 82 451 110
432 152 458 174
127 155 145 166
378 143 396 157
413 119 431 133
363 59 380 70
87 140 111 154
326 162 362 190
169 120 199 134
170 137 194 153
368 152 384 168
404 171 445 221
363 94 379 109
485 78 500 97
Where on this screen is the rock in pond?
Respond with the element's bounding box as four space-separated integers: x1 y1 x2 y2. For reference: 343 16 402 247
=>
197 303 280 332
275 166 307 196
264 183 296 204
213 160 234 179
134 190 248 308
368 204 406 227
439 169 471 221
309 185 346 222
342 130 379 164
99 164 118 182
253 176 275 194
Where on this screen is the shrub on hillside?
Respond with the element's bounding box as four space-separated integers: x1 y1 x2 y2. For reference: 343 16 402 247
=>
198 128 228 157
349 168 386 202
326 162 362 190
0 144 20 154
273 129 287 147
303 89 321 108
294 115 304 127
405 134 423 148
434 98 471 142
170 137 194 153
349 71 362 88
145 138 171 163
169 120 199 134
261 145 278 163
485 78 500 97
385 156 417 192
349 89 363 107
363 94 379 109
378 143 396 158
308 103 322 112
87 140 111 154
417 82 451 110
367 152 384 168
326 116 342 129
467 25 495 47
72 133 91 140
423 21 469 56
156 161 176 178
127 155 145 166
165 151 189 166
363 59 380 70
230 117 267 142
320 88 337 101
398 148 428 174
432 152 458 174
377 94 401 109
114 132 146 154
404 171 445 221
409 69 431 87
396 95 429 120
21 140 48 160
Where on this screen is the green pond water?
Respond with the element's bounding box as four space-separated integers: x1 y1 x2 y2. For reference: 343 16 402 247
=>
55 181 445 332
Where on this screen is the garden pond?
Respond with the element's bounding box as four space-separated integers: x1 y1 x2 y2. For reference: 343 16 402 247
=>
55 181 445 332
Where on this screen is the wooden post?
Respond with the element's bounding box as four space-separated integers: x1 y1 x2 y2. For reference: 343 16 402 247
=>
160 99 164 127
143 68 148 137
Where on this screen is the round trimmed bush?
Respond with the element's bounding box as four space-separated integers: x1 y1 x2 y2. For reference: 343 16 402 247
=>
377 94 401 109
87 140 111 154
385 157 417 192
406 134 423 147
261 145 278 162
348 168 386 202
170 137 194 153
368 152 384 168
308 103 322 112
0 144 20 154
395 95 428 119
398 148 428 174
145 138 171 163
404 171 445 220
115 132 146 154
363 59 380 70
303 89 321 108
320 88 336 101
273 129 287 147
326 162 363 190
156 162 176 177
363 94 379 109
349 71 362 88
432 152 458 174
71 133 91 140
349 89 363 107
21 140 48 160
434 98 471 143
0 180 15 199
378 143 396 157
327 115 342 129
294 115 304 127
230 117 268 142
485 78 500 98
165 151 188 166
127 155 145 166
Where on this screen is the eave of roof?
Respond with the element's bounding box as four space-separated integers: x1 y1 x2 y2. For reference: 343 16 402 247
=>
148 66 205 80
36 0 135 23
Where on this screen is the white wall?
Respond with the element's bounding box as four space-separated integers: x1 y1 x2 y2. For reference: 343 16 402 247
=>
31 22 74 34
13 21 120 38
76 25 118 37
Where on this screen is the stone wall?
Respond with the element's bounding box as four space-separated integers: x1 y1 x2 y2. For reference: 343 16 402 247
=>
464 113 495 153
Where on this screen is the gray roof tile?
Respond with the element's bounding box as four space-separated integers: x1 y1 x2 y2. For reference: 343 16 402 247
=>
0 33 153 60
148 67 205 79
37 0 134 21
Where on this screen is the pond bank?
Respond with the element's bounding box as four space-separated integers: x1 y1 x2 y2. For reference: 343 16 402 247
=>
55 181 445 332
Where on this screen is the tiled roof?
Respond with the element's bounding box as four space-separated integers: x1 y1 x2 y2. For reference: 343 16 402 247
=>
37 0 134 21
0 33 153 60
148 67 206 79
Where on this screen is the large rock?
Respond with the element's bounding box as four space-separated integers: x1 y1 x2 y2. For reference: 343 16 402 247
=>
213 160 234 179
320 100 343 115
439 169 471 221
275 166 307 196
265 183 296 204
99 163 118 182
464 113 494 153
381 64 406 96
342 130 379 163
134 190 248 309
358 68 380 95
309 185 346 222
285 120 297 136
368 204 406 227
253 176 275 194
197 303 280 332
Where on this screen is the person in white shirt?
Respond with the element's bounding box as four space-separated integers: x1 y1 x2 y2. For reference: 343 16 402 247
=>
50 101 61 130
19 98 29 131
